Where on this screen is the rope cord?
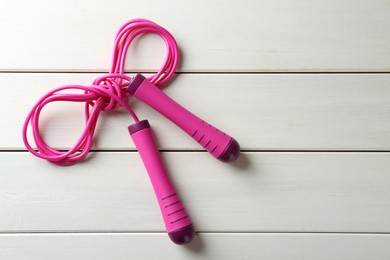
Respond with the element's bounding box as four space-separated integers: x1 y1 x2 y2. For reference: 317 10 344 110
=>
22 18 178 165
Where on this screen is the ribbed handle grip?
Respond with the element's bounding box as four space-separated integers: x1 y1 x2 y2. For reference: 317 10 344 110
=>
129 120 195 245
128 74 240 162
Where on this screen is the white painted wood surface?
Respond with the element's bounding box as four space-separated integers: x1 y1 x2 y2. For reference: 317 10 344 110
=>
2 73 390 150
1 233 389 260
0 0 389 72
0 0 389 258
1 152 389 232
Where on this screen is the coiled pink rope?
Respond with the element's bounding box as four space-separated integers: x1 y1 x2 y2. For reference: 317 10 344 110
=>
22 18 179 166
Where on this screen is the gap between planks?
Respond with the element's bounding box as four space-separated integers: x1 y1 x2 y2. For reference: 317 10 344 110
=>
0 231 389 235
1 150 390 153
0 70 390 74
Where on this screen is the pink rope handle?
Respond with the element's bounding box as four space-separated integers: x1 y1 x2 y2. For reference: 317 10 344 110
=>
22 18 179 166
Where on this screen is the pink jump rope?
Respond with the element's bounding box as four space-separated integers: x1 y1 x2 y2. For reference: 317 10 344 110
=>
22 19 240 245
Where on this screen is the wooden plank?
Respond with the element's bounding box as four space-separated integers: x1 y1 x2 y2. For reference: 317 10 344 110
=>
0 0 389 72
0 152 389 232
0 233 389 260
2 73 390 150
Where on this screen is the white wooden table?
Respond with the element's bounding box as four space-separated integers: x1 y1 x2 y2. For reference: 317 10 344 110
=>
1 0 390 259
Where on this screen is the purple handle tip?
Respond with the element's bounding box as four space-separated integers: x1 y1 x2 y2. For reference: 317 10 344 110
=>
128 120 150 135
218 138 240 162
168 224 195 245
128 73 145 95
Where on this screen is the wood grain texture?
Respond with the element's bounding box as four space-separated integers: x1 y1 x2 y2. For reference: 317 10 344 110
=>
1 152 389 232
2 73 390 150
0 0 389 72
0 233 389 260
1 0 390 257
